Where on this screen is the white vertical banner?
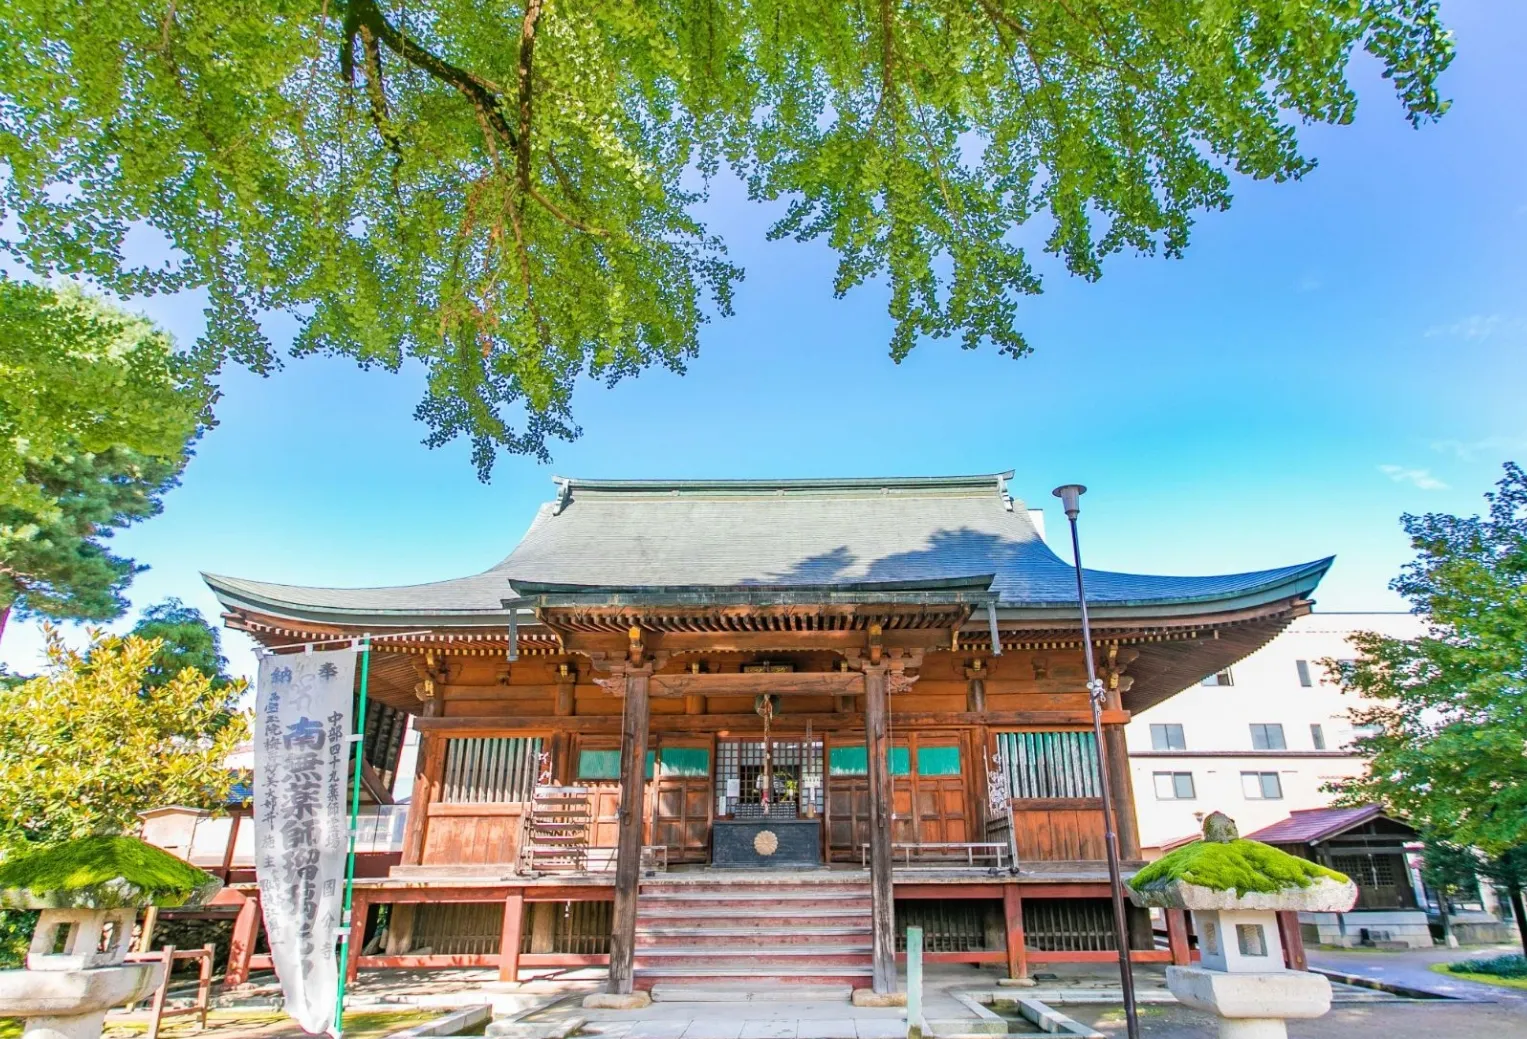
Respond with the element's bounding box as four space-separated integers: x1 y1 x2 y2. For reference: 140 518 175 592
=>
254 649 356 1034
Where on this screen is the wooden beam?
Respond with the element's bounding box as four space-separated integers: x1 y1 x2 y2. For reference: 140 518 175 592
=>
607 669 650 995
864 665 895 994
649 671 865 698
414 709 1129 736
499 892 525 982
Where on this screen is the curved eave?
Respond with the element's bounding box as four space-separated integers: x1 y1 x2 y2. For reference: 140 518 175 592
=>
993 556 1333 621
202 572 521 630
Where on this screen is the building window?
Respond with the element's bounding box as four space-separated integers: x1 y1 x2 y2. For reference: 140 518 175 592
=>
1242 772 1283 799
1249 723 1287 750
1150 723 1186 751
1295 659 1313 687
1310 724 1326 750
1200 669 1234 687
1153 772 1195 800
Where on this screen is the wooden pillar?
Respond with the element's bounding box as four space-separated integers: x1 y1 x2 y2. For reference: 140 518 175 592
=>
964 664 987 714
1002 886 1026 980
499 891 526 982
555 680 575 717
1277 910 1307 971
345 892 368 983
384 904 416 955
1101 686 1140 860
220 809 245 883
225 892 261 987
864 665 895 993
529 902 556 953
607 668 651 995
1166 909 1191 966
401 733 444 866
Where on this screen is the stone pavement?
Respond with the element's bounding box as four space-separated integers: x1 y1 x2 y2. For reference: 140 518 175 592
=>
1308 941 1527 1004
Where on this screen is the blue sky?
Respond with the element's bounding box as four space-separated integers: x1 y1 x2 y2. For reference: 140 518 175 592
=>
4 0 1524 683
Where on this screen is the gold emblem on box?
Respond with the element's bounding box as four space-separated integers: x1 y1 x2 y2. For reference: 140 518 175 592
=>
753 829 779 856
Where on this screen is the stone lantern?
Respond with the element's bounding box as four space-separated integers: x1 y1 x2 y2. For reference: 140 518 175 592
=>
1128 813 1356 1039
0 836 221 1039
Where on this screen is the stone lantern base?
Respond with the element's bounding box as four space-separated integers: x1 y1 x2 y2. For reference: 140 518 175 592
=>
0 962 163 1039
1167 966 1332 1039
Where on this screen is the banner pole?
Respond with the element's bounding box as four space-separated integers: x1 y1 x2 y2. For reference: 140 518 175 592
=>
334 634 371 1039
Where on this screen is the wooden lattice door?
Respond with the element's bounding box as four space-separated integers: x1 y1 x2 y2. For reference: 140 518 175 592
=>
650 741 713 863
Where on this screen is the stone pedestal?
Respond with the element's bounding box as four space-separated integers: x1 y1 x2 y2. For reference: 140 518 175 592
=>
1167 966 1331 1039
0 963 163 1039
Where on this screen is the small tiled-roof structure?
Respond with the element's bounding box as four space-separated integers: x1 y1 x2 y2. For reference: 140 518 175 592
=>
1245 806 1407 845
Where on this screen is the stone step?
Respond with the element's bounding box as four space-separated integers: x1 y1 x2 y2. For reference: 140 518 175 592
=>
636 926 872 945
637 968 873 988
635 904 873 922
648 982 855 1003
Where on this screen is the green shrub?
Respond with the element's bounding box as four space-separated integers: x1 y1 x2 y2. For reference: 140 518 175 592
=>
1447 954 1527 979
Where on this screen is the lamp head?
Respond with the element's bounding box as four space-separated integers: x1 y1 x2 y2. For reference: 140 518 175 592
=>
1051 484 1086 519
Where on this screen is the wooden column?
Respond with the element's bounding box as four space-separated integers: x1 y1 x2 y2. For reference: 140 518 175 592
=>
1166 909 1190 966
401 704 444 866
607 667 651 995
1277 910 1307 971
1102 686 1140 860
1002 886 1026 980
344 892 368 983
219 809 246 883
499 891 526 981
225 892 261 986
964 664 987 714
555 678 575 717
864 664 895 993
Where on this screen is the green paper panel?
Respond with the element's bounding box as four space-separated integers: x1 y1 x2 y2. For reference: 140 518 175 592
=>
577 749 622 780
829 745 867 776
888 747 910 776
658 747 711 777
917 746 962 776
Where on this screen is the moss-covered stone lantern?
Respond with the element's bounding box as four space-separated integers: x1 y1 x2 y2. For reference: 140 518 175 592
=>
0 836 221 1039
1128 813 1356 1039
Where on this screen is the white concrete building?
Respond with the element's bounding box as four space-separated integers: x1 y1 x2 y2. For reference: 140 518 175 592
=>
1127 611 1427 853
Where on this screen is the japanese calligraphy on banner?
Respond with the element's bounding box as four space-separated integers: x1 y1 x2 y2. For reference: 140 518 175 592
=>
254 649 356 1035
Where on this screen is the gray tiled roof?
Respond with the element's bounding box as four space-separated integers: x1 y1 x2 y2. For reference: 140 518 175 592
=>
204 473 1332 623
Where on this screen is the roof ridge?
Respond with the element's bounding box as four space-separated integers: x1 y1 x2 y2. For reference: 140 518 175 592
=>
551 472 1015 497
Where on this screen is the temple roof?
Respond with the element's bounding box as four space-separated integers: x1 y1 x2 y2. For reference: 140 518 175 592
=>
204 472 1331 626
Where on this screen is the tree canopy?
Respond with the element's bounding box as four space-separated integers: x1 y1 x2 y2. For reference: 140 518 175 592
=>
0 0 1453 476
128 597 238 693
1331 462 1527 857
0 448 186 644
0 279 210 515
0 627 249 850
0 282 211 643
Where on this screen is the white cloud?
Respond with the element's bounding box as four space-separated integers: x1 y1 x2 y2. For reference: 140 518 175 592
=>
1379 464 1448 491
1423 314 1524 341
1431 436 1527 462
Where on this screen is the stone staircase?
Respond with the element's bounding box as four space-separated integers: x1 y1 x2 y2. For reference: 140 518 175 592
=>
633 876 874 992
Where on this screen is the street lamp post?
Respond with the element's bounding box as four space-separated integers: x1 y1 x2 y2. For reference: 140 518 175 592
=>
1052 484 1140 1039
